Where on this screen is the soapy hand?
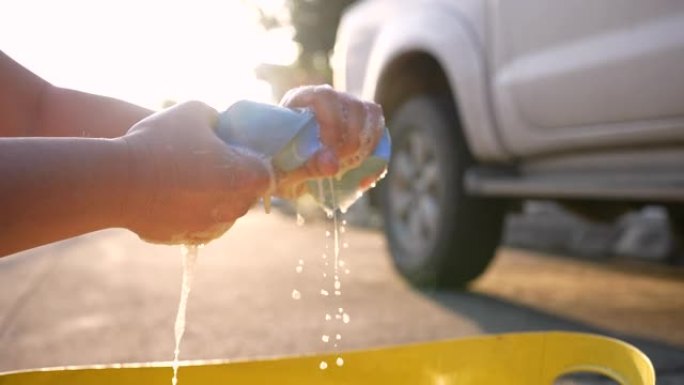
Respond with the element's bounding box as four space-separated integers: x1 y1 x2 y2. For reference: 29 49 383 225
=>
118 87 383 243
122 101 271 245
276 85 386 198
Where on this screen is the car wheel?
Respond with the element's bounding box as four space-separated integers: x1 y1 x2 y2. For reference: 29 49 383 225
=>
380 95 506 288
667 205 684 264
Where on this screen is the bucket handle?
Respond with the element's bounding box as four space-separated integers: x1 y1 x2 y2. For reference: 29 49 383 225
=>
538 332 656 385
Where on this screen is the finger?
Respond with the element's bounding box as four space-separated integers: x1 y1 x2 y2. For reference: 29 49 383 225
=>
280 84 330 107
277 148 339 188
279 85 310 107
281 85 345 150
365 102 385 152
338 95 364 158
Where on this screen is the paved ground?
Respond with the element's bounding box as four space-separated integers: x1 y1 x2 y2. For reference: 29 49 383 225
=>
1 209 683 383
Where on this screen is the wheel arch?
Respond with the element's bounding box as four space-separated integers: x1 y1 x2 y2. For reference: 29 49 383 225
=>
359 9 510 162
373 51 471 157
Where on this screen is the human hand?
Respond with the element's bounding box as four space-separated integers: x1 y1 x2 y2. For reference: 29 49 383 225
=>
121 101 271 245
275 85 386 199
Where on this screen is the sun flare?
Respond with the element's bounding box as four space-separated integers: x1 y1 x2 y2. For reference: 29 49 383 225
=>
0 0 297 110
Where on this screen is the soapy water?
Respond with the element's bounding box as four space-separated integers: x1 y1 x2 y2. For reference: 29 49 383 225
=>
171 245 200 385
167 113 384 379
170 198 346 382
321 179 348 369
170 176 352 378
289 178 351 370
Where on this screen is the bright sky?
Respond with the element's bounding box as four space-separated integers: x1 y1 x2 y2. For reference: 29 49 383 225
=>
0 0 297 110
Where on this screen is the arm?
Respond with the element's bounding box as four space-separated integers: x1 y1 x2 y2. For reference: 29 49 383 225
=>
0 137 129 255
0 51 152 138
0 80 383 256
0 101 273 257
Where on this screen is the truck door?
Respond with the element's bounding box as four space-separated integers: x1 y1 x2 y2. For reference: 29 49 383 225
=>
489 0 684 157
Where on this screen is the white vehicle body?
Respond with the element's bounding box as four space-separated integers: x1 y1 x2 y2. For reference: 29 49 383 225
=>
334 0 684 200
333 0 684 286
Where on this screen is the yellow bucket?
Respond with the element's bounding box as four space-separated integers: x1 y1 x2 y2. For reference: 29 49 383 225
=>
0 332 655 385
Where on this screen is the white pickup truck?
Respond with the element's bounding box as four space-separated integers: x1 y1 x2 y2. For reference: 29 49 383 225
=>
332 0 684 287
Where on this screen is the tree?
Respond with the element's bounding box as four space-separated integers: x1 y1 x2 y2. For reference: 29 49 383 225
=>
252 0 357 99
288 0 357 69
256 0 356 70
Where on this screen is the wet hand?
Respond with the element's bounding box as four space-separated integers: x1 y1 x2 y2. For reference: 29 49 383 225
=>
121 101 271 245
276 85 385 199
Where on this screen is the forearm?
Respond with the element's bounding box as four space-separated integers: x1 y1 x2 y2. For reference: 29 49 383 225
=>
0 137 131 256
0 50 153 138
37 86 153 138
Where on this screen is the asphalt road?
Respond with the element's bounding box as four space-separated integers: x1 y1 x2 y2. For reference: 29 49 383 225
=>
1 209 683 383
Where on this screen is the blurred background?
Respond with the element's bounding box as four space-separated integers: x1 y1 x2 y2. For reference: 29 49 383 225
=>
1 1 683 384
0 0 351 108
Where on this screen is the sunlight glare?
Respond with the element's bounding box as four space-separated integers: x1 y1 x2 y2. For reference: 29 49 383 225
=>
0 0 296 109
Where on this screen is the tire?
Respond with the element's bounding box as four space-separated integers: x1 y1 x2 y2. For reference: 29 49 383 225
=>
667 205 684 264
380 95 506 288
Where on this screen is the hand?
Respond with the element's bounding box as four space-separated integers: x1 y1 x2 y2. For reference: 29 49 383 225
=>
275 85 385 199
121 101 271 245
